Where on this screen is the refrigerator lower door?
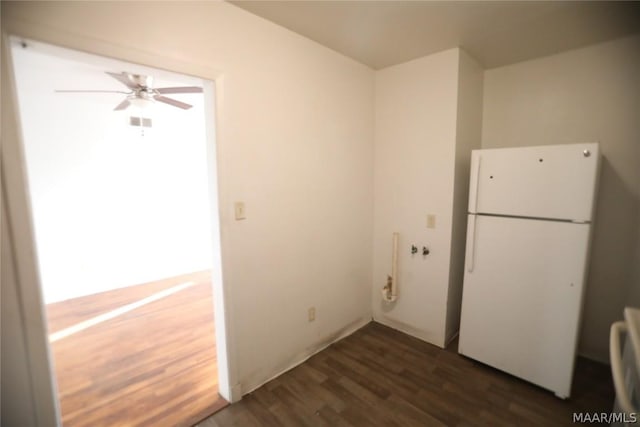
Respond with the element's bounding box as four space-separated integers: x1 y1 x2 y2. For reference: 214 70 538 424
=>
459 214 590 398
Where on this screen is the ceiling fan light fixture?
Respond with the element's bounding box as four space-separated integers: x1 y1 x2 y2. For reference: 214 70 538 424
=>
128 95 155 110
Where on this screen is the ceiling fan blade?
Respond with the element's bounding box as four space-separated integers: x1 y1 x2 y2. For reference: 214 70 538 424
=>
153 95 192 110
105 72 139 90
55 89 130 94
113 99 131 111
155 86 203 94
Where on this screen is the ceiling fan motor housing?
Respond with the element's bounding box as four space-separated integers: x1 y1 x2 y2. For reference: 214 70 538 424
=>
134 88 156 100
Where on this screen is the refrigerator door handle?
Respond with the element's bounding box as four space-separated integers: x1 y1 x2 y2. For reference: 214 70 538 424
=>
466 214 477 273
468 154 481 213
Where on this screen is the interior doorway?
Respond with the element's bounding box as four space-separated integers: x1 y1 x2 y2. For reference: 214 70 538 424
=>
9 38 228 426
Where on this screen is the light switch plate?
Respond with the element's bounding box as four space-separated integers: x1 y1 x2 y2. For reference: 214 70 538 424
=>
234 202 246 220
427 214 436 229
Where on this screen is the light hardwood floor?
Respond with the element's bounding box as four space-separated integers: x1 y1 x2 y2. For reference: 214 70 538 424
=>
46 270 228 427
199 322 614 427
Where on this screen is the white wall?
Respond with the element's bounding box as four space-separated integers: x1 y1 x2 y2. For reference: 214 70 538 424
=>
372 49 460 346
11 44 213 303
1 33 60 424
2 0 374 403
445 51 483 342
1 190 38 427
482 34 640 362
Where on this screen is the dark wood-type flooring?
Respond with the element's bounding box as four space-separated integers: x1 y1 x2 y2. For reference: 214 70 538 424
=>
199 322 614 427
46 270 228 427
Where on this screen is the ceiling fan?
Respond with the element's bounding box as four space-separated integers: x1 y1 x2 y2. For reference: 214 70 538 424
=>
55 71 203 111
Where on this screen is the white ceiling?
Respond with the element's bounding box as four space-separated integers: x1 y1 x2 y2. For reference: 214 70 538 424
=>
229 1 640 69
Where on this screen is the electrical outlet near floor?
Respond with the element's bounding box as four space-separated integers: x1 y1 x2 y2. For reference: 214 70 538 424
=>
308 307 316 322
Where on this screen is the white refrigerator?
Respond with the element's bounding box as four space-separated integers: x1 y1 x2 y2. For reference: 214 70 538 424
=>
458 143 600 399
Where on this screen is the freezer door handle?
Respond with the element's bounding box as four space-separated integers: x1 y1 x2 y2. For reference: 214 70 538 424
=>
468 154 481 213
466 215 477 273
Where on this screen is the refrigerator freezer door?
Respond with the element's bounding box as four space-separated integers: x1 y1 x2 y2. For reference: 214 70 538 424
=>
459 214 590 398
468 143 599 222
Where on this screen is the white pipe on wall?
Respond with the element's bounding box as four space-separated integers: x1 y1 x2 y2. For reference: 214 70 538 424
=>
382 232 399 302
391 232 399 298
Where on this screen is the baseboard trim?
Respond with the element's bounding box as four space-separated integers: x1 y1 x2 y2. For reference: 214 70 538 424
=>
577 350 609 365
445 330 459 348
239 316 372 397
373 314 445 348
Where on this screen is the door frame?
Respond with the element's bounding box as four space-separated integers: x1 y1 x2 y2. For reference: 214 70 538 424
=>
1 23 238 426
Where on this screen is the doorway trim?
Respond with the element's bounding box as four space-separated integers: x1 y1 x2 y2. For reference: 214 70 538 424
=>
1 21 238 427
